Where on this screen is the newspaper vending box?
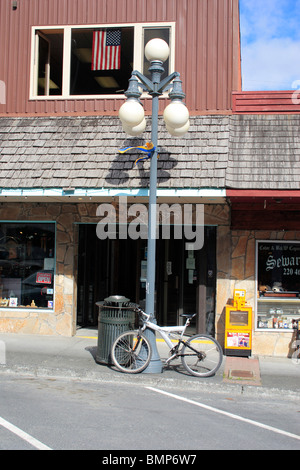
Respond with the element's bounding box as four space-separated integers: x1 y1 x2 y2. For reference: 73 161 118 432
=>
225 289 252 357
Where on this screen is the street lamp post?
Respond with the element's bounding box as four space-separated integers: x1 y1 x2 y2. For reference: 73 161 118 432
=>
119 39 189 373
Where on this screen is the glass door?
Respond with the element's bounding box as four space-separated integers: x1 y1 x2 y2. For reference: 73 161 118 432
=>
77 225 141 327
155 227 216 335
76 224 216 335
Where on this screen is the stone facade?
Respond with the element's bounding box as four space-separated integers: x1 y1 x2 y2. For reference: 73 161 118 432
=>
0 202 82 336
0 201 230 338
0 201 298 357
216 226 300 357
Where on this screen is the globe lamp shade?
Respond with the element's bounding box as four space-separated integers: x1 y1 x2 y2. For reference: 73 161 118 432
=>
166 120 190 137
122 118 147 137
163 101 189 129
145 38 170 63
119 99 145 127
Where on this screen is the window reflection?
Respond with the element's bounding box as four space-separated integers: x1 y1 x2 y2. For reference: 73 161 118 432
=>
0 223 55 309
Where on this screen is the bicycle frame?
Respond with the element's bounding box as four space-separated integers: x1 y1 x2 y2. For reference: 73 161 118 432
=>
143 318 189 350
111 309 222 377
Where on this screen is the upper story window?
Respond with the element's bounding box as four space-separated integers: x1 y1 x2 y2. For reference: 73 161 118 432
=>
30 23 175 99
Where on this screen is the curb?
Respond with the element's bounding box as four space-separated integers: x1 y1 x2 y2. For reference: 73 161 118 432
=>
1 362 299 400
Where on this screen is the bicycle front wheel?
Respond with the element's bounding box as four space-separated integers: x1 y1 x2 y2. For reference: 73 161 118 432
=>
111 330 152 374
181 334 223 377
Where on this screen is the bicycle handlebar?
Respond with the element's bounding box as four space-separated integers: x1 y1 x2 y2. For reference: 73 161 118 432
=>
134 307 151 322
134 306 195 324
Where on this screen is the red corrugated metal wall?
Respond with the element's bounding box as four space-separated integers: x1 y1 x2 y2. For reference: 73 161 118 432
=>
0 0 241 116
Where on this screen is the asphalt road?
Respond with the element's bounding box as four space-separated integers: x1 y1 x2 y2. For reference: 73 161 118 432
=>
0 374 299 452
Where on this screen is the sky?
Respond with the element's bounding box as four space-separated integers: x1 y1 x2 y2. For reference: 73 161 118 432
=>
239 0 300 90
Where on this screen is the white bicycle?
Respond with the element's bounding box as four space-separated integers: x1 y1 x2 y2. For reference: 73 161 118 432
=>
111 307 223 377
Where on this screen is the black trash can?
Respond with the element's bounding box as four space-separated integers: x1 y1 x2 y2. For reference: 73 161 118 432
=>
96 295 136 365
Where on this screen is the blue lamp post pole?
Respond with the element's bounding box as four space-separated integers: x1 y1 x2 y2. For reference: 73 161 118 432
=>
119 39 189 373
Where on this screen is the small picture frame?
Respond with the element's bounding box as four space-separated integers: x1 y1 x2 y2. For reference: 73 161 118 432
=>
9 297 18 307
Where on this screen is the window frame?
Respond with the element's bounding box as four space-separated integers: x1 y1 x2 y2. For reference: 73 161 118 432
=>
255 239 300 331
30 22 176 100
34 31 51 96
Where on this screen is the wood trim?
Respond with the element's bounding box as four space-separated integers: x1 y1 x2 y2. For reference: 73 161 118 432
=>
232 91 300 114
231 210 300 231
227 189 300 200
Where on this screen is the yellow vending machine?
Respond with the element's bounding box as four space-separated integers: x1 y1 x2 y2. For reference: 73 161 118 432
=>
225 289 252 357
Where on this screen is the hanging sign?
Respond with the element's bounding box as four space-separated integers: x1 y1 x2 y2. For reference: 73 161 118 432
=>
119 142 158 165
36 272 52 284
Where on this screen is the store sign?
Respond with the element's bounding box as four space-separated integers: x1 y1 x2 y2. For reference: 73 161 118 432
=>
257 241 300 331
36 272 52 284
261 244 300 274
258 242 300 287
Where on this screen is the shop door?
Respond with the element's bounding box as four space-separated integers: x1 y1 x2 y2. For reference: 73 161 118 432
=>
76 225 141 327
77 224 216 335
155 227 216 335
197 226 217 336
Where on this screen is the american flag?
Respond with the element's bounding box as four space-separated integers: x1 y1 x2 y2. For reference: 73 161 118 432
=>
92 29 121 71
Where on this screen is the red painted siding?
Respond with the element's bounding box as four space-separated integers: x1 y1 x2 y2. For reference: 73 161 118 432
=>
232 91 300 114
0 0 241 116
228 190 300 230
231 209 300 231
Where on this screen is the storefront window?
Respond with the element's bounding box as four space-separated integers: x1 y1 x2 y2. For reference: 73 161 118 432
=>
31 23 174 98
257 241 300 330
0 223 55 309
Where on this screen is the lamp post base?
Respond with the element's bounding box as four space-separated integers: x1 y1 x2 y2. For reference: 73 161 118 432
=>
142 326 163 374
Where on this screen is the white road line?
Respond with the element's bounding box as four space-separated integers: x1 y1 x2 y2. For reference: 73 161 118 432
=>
146 386 300 442
0 416 52 450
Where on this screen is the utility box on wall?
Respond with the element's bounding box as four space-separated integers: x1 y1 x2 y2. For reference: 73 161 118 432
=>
225 289 252 357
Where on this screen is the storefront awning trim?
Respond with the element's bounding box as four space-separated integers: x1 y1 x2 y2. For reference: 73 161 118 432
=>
0 187 226 200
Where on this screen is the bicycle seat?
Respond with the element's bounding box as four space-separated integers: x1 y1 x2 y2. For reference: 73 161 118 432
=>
180 313 196 319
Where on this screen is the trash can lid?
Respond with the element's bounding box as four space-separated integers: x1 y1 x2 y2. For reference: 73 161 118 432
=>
104 295 130 306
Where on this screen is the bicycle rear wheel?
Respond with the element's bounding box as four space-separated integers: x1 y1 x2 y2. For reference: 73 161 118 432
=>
181 334 223 377
111 330 152 374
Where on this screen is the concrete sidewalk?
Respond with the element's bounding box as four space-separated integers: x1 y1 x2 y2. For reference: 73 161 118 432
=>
0 329 299 397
